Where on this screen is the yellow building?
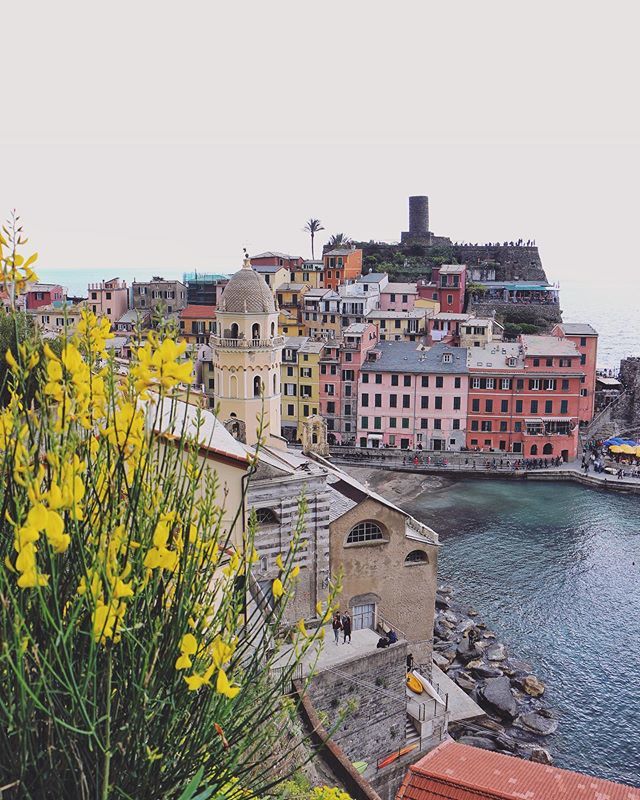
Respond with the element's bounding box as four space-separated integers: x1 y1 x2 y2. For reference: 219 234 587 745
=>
292 260 323 288
212 256 285 449
281 337 325 443
279 308 304 337
29 301 86 337
276 282 309 311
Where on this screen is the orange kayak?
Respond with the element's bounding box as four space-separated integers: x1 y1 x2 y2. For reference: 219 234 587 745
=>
406 673 424 694
378 742 418 769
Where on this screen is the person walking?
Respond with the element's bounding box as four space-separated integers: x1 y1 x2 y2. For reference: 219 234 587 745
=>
332 612 342 645
342 612 352 644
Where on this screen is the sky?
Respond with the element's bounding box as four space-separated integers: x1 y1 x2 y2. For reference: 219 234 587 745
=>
2 0 639 284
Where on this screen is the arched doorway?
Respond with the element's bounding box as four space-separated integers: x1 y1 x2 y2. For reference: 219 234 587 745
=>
530 445 538 456
270 322 275 337
230 322 239 339
253 376 262 397
543 443 553 455
252 323 260 340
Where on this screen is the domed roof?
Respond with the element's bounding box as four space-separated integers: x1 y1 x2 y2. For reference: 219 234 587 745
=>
218 256 277 314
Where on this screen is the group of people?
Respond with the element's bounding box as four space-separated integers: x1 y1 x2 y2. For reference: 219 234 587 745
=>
332 612 352 645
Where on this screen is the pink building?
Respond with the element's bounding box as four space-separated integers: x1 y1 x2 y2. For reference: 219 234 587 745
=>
88 278 129 326
319 323 378 445
25 283 65 310
380 282 418 312
356 341 469 451
551 322 598 424
418 264 467 314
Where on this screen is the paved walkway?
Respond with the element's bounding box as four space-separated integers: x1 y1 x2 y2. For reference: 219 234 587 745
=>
431 664 485 723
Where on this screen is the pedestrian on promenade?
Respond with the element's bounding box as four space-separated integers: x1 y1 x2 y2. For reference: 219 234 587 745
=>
332 612 342 645
342 612 352 644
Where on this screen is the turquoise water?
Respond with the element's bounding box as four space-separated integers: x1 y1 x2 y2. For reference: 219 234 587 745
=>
404 479 640 786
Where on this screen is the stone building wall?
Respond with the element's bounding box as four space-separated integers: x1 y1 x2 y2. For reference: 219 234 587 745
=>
467 299 562 329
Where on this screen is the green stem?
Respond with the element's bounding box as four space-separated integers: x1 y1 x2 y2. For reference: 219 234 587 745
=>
102 650 113 800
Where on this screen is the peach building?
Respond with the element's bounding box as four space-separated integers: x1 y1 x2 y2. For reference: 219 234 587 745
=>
88 278 129 325
322 247 363 291
551 322 598 424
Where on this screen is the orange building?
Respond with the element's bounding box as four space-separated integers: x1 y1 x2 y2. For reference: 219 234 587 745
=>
551 322 598 424
322 247 363 291
178 305 216 345
467 335 584 461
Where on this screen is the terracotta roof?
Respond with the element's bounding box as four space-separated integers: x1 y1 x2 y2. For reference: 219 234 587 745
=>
179 304 216 319
397 741 640 800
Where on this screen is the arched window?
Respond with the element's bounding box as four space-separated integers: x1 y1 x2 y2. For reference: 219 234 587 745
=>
543 443 553 455
255 508 279 525
254 376 262 397
230 375 238 398
346 521 385 544
405 550 428 565
272 373 277 394
252 323 260 340
270 321 275 337
230 322 239 339
530 445 538 455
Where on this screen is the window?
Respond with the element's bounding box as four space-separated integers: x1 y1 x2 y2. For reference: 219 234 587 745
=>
545 400 553 414
347 522 385 544
580 337 587 347
501 378 511 390
344 352 352 362
530 400 538 413
500 421 508 432
405 550 428 565
580 354 586 366
544 379 556 391
390 417 397 428
435 396 443 410
421 376 429 388
472 377 481 389
374 394 382 407
501 400 508 413
374 417 382 429
388 434 395 446
514 422 522 432
562 379 569 390
454 377 461 388
403 375 411 386
362 374 369 383
390 394 398 408
420 419 428 429
256 508 279 525
361 393 369 407
287 404 294 415
471 420 479 431
481 421 492 432
485 399 493 412
401 418 410 429
402 294 408 303
452 419 460 430
533 358 540 367
433 418 442 430
515 399 523 413
327 401 335 413
486 378 495 389
361 416 369 428
253 376 262 397
560 400 568 414
546 358 553 367
529 379 540 391
442 353 452 363
345 403 351 415
391 375 399 386
580 388 588 397
402 395 410 408
421 396 429 409
435 376 444 388
471 398 480 412
375 373 382 384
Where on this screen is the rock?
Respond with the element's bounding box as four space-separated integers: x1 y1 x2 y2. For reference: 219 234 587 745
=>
531 746 554 765
475 718 506 733
468 607 479 616
515 712 558 736
480 677 517 719
434 623 456 641
455 671 477 692
468 660 504 678
435 596 450 610
439 618 454 630
482 630 497 639
487 643 507 661
433 652 450 670
456 735 499 751
519 675 546 697
437 585 453 594
443 610 458 625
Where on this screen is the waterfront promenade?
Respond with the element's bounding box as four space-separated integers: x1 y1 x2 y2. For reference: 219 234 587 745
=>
321 447 640 494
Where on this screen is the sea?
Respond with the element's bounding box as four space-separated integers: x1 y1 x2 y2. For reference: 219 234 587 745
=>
402 478 640 786
35 269 638 371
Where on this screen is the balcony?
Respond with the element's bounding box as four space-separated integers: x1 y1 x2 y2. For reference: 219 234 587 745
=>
211 335 285 349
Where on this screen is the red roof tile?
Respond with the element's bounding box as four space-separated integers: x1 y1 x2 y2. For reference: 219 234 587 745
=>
179 304 216 319
397 742 640 800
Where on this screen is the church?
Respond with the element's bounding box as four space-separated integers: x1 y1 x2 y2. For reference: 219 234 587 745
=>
208 254 439 665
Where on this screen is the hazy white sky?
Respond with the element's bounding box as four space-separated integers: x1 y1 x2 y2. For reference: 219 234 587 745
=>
2 1 638 282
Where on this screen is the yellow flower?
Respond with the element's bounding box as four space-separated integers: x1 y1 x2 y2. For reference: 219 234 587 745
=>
175 653 192 670
272 578 284 599
290 565 300 579
184 674 206 691
297 619 309 638
113 578 134 599
275 553 284 570
180 633 198 655
44 509 70 553
211 637 234 668
216 668 240 699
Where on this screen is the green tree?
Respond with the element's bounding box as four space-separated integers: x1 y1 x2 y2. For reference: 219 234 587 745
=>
326 233 351 249
303 218 324 260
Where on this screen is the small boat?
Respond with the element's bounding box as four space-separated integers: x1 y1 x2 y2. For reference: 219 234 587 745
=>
378 742 418 769
406 673 424 694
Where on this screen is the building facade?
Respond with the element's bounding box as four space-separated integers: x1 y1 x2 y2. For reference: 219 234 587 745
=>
551 322 598 424
132 277 187 314
281 337 324 442
178 304 216 345
88 278 129 325
322 247 363 291
25 283 65 310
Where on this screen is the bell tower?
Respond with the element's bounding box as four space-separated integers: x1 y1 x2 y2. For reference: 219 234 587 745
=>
212 252 284 449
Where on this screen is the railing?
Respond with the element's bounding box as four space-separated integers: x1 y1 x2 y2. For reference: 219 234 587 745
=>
211 335 285 348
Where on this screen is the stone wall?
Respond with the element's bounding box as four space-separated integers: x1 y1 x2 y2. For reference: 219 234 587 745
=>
307 644 408 769
450 245 545 282
607 357 640 437
468 299 562 329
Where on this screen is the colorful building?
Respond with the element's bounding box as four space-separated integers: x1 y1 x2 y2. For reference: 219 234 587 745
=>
380 282 418 312
29 301 86 337
178 304 216 344
428 312 472 345
466 335 583 459
366 309 431 342
551 322 598 424
250 251 303 270
418 264 466 314
132 277 187 314
184 272 227 306
301 289 341 339
292 260 324 287
319 323 378 445
356 341 468 450
275 282 309 314
281 337 325 442
88 278 129 326
321 247 363 291
25 283 65 310
459 316 504 348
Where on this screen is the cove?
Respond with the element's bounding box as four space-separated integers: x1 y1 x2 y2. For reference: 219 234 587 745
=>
402 477 640 786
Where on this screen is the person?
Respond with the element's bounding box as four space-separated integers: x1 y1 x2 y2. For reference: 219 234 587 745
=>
387 629 398 645
342 612 352 644
406 653 414 671
332 612 342 645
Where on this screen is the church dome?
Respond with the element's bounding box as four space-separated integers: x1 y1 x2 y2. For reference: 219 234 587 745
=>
218 256 277 314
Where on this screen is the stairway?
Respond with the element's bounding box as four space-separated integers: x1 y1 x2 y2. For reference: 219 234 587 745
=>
405 717 420 744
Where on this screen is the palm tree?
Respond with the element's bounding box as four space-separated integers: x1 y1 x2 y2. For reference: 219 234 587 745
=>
327 232 352 249
303 218 324 260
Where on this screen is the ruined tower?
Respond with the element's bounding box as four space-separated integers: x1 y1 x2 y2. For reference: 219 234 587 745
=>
401 195 432 243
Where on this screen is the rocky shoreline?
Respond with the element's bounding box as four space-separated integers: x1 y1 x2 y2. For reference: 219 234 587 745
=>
434 585 556 764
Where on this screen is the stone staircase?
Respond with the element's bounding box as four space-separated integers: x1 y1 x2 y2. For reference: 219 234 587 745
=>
404 717 420 744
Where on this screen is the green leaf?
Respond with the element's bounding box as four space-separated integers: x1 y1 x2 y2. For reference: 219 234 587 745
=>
177 767 205 800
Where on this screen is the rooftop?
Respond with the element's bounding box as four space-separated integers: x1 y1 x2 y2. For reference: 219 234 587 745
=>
434 312 472 321
299 339 326 354
467 342 524 370
179 305 216 319
278 283 307 292
26 283 63 291
383 282 418 294
477 280 554 291
367 309 427 319
437 264 466 274
324 248 358 256
361 341 468 374
343 322 370 334
251 251 298 260
397 740 640 800
521 335 580 357
117 309 150 324
250 263 288 274
558 322 599 336
358 272 388 283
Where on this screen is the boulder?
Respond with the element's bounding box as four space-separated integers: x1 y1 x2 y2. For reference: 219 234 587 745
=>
487 643 507 661
516 712 558 736
468 607 479 616
519 675 545 697
433 652 450 670
468 660 504 678
480 677 517 719
443 610 458 625
531 747 554 765
455 671 477 692
456 735 498 751
435 596 450 610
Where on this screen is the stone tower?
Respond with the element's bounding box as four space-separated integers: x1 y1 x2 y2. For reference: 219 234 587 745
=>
212 254 285 449
401 195 432 244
